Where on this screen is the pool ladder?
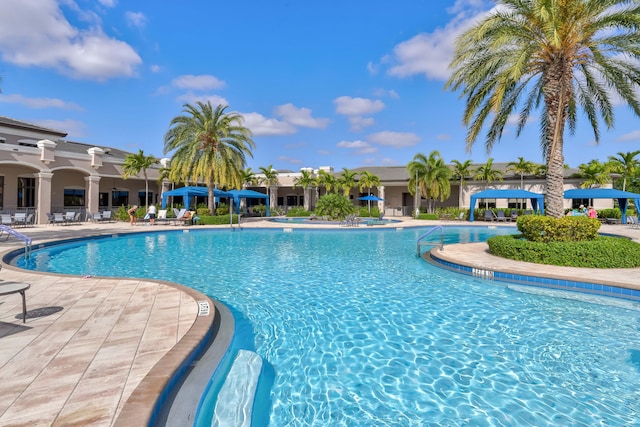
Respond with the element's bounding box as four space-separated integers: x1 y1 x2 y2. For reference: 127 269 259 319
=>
0 225 32 259
416 225 444 257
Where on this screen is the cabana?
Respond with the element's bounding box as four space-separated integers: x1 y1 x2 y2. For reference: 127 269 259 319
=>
227 189 270 217
469 189 545 222
161 186 230 210
564 188 640 224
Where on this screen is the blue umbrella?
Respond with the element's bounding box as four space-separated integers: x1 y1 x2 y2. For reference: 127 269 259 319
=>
358 195 384 201
358 195 384 216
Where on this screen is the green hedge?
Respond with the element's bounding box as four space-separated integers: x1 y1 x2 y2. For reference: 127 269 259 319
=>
286 207 312 217
416 213 439 220
516 215 600 243
197 214 239 225
487 234 640 268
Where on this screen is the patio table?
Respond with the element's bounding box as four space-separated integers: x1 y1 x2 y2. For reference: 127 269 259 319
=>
0 281 30 322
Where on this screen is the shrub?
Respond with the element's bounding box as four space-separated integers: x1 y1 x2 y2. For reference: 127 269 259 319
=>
516 215 600 243
357 206 381 218
487 234 640 268
216 203 229 215
252 205 267 216
314 193 356 221
197 207 211 216
197 214 239 225
597 208 621 219
286 207 312 217
416 213 439 220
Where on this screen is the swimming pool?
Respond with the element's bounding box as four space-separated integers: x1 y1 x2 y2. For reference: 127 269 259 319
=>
15 227 640 426
269 217 401 225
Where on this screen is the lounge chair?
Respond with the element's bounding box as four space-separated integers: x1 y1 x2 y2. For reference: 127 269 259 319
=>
25 213 34 227
157 209 170 224
511 212 518 221
64 212 76 224
496 210 508 222
53 213 66 225
454 212 465 221
483 210 495 222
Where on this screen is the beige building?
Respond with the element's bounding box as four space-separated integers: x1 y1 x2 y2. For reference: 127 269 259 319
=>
0 116 609 225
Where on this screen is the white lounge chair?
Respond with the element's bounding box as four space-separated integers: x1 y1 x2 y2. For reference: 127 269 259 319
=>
12 213 27 228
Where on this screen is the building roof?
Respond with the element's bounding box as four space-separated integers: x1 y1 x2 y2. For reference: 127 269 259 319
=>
0 115 68 138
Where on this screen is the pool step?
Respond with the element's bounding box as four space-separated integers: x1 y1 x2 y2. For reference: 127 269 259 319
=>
211 350 263 427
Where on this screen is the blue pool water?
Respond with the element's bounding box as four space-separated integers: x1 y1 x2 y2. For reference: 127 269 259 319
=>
15 227 640 426
269 217 400 225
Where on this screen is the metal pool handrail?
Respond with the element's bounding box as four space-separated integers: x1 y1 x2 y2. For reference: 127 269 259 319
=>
416 225 444 257
0 225 32 258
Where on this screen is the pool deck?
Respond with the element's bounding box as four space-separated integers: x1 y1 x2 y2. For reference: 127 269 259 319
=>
0 218 639 426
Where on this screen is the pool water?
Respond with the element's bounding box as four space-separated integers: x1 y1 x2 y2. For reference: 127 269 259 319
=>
16 227 640 426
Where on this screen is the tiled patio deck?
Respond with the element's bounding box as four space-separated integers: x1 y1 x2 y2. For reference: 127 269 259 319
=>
0 219 638 426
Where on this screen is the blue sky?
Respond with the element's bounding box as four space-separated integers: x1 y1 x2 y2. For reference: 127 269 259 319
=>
1 0 639 171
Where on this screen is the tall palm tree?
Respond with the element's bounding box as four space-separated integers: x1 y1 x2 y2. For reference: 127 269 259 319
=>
608 150 640 191
241 167 259 189
316 170 337 195
259 165 280 209
293 169 316 211
446 0 640 218
507 156 536 209
337 168 358 197
577 159 612 188
407 151 451 214
451 159 473 209
122 149 158 208
473 158 504 208
357 170 381 214
164 102 255 214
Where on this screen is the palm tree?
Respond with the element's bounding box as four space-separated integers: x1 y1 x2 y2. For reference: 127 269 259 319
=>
451 159 473 209
446 0 640 218
473 158 504 209
293 169 316 211
241 167 259 188
337 168 358 197
407 151 451 214
357 170 381 215
608 150 640 191
259 165 280 210
577 160 611 188
122 149 158 208
316 170 337 195
164 102 255 214
507 157 536 209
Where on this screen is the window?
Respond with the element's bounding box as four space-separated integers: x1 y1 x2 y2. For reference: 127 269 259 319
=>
99 192 109 207
572 199 590 209
0 176 4 208
479 198 496 209
112 191 129 207
17 177 35 208
286 195 298 206
138 191 152 206
64 189 85 207
277 196 284 206
508 198 526 209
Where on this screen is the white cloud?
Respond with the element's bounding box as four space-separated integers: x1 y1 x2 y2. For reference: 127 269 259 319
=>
373 88 399 99
125 11 147 28
97 0 117 7
436 134 452 141
150 64 161 73
368 131 420 148
274 103 330 129
172 74 226 90
242 112 296 136
0 0 141 81
35 118 87 138
616 130 640 142
348 116 375 132
0 93 83 110
334 96 385 116
336 140 378 155
385 1 490 81
175 93 228 107
367 61 378 75
278 156 304 165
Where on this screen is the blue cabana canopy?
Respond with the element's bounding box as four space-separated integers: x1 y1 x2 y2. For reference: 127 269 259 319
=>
161 186 230 210
564 188 640 224
227 189 270 216
469 189 545 222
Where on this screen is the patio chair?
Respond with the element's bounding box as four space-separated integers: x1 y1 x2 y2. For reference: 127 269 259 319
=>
1 214 13 226
454 212 465 221
101 211 112 222
510 212 518 222
53 213 66 225
496 210 508 222
64 212 76 223
25 213 34 227
12 213 27 228
483 210 495 222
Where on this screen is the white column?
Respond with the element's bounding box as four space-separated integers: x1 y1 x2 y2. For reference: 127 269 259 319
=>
85 175 101 218
36 172 53 225
378 186 385 214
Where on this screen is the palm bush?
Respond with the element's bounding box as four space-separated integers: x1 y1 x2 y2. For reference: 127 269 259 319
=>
314 193 356 221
